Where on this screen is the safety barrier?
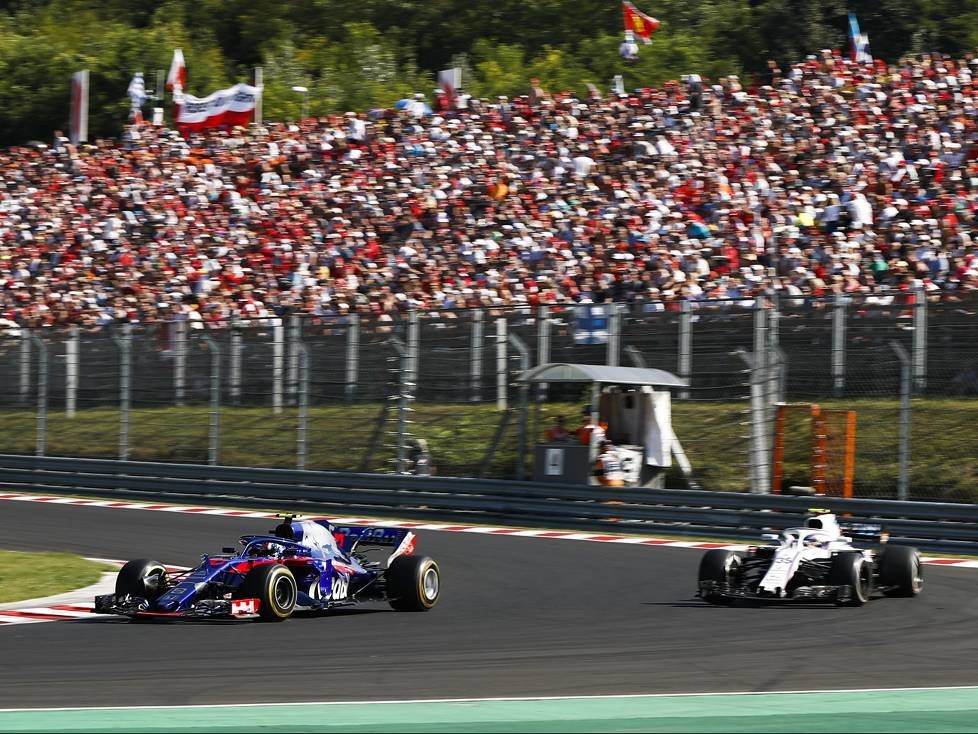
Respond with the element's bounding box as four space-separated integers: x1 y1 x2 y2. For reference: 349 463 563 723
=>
1 454 976 554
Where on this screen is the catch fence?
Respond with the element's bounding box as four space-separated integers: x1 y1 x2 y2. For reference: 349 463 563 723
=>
1 289 976 501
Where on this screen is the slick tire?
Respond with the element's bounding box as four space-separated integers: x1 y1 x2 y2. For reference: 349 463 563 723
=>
235 563 297 622
697 549 742 605
386 555 440 612
116 559 169 601
828 551 873 606
878 545 923 597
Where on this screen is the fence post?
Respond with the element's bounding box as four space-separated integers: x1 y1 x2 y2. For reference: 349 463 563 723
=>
753 294 768 383
30 332 47 457
772 345 788 406
199 333 221 466
912 285 927 393
345 313 359 403
768 290 780 352
536 305 550 401
19 328 30 406
891 340 912 501
496 317 507 411
230 318 242 406
113 324 132 461
297 342 310 470
397 311 421 473
678 299 692 400
508 333 530 480
66 326 79 418
287 314 300 406
407 309 420 397
607 303 622 367
739 297 771 494
470 309 483 402
272 318 284 414
832 293 846 397
174 320 187 407
388 336 411 474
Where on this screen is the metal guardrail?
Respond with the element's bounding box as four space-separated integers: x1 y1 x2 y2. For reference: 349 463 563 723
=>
2 454 977 554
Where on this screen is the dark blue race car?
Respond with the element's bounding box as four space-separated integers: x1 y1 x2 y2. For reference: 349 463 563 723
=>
94 515 441 621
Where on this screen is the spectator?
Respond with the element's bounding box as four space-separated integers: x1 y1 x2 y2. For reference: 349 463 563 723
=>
593 440 625 487
2 50 978 332
545 415 572 442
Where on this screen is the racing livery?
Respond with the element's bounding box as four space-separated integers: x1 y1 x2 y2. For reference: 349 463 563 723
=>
94 515 441 621
697 510 923 606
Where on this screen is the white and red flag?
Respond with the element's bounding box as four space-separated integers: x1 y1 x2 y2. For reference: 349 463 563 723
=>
622 1 659 44
166 48 187 93
69 70 89 144
175 83 258 133
437 67 461 108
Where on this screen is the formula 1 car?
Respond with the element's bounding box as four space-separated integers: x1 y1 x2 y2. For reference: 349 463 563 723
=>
696 510 922 606
94 515 440 621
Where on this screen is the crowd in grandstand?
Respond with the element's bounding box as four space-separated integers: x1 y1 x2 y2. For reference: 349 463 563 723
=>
2 49 978 328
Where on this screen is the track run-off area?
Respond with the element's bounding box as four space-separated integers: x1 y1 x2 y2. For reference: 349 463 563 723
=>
1 495 978 731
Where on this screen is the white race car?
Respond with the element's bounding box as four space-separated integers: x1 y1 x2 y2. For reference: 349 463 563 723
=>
697 510 923 606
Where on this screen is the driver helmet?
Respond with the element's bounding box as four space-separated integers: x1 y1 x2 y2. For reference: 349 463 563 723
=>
249 541 284 558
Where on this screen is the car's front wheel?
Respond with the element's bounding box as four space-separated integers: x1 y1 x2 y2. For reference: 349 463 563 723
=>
235 563 297 621
829 552 873 606
386 555 440 611
116 559 169 601
697 550 742 605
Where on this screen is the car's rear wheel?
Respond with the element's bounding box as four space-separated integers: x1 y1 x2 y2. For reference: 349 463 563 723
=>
878 545 923 597
235 563 297 621
698 550 742 605
386 556 440 611
828 551 872 606
116 559 169 601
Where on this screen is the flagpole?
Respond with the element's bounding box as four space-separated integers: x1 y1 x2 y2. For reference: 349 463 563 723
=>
153 69 164 126
254 67 263 127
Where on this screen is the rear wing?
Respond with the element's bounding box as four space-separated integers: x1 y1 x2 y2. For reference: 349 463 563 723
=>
332 525 417 566
839 522 889 546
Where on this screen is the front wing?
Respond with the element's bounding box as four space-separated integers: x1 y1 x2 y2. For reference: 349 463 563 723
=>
697 580 862 603
94 593 263 620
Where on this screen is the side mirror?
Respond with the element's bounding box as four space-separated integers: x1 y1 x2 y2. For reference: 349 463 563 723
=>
761 533 780 542
222 547 236 553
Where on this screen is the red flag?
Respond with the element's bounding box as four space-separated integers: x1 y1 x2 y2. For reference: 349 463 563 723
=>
623 1 659 45
166 48 187 92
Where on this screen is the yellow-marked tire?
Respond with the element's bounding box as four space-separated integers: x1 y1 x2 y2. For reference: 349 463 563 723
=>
235 564 297 621
387 556 440 612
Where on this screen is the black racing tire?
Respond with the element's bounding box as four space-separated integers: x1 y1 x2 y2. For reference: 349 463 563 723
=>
697 550 742 605
234 563 297 622
116 559 169 601
878 545 923 597
386 555 440 611
828 551 873 606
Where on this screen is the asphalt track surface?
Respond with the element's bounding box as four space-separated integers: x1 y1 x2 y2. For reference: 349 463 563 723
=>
2 500 978 708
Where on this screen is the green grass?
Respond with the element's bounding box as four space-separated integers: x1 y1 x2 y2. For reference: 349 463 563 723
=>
0 551 114 604
0 397 975 501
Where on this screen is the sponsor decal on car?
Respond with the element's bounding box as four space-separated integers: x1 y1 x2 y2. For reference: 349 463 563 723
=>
230 598 260 616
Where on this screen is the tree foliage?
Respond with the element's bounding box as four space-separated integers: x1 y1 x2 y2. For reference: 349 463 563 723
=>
0 0 975 143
